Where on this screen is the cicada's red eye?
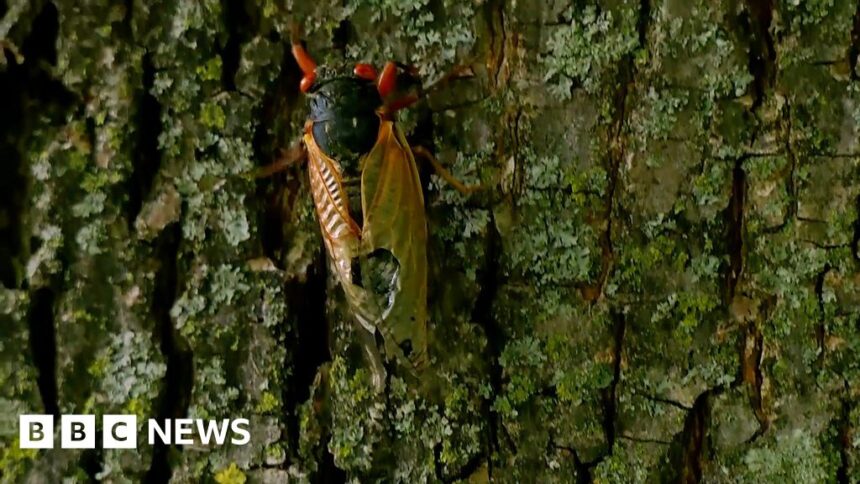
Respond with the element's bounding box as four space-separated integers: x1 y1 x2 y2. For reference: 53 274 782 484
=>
377 61 398 97
292 43 317 76
300 73 316 93
290 28 318 94
354 63 377 81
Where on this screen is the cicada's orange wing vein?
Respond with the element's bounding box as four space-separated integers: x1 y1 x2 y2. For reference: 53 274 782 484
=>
304 126 359 234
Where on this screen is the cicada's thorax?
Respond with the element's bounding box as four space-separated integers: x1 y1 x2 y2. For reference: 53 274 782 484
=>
306 72 383 221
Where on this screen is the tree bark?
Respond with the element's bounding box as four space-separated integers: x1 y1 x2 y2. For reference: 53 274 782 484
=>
1 0 859 482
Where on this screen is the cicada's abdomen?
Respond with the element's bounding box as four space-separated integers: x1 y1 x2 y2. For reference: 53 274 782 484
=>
304 124 386 333
305 124 389 388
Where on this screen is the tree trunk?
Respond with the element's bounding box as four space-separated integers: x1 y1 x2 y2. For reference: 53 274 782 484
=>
1 0 859 482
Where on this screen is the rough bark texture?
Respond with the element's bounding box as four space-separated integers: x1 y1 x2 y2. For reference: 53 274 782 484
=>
1 0 859 482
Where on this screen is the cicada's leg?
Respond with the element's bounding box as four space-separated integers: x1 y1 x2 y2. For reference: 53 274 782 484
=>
412 145 479 196
0 40 23 64
386 94 420 113
376 61 476 117
356 325 387 391
419 62 475 94
373 61 422 116
253 142 307 178
290 23 317 92
354 63 378 81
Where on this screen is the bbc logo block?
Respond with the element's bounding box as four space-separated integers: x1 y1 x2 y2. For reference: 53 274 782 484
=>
103 415 137 449
19 415 137 449
18 415 250 449
19 415 53 449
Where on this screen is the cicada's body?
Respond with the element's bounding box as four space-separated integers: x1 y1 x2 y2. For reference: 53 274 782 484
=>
292 42 429 383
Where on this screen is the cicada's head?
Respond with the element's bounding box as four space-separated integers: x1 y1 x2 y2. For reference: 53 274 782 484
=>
291 31 422 159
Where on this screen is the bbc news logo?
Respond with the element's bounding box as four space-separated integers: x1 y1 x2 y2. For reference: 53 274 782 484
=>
19 415 250 449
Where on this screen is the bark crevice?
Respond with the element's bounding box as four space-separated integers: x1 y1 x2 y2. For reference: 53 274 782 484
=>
27 287 59 417
127 53 162 227
814 264 831 369
552 442 591 484
836 380 852 483
146 222 193 483
255 37 302 262
483 0 509 90
741 322 768 439
283 252 332 454
599 310 625 459
725 159 746 300
219 0 253 92
332 19 352 53
471 212 505 477
663 388 719 483
742 0 775 111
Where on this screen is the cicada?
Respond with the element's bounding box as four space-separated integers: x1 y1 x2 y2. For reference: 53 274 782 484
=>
266 30 474 388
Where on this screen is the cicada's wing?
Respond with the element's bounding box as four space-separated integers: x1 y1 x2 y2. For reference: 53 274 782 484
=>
304 128 360 291
304 127 387 388
360 120 428 369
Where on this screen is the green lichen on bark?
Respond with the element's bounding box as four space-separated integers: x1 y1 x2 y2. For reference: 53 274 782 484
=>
1 0 860 482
